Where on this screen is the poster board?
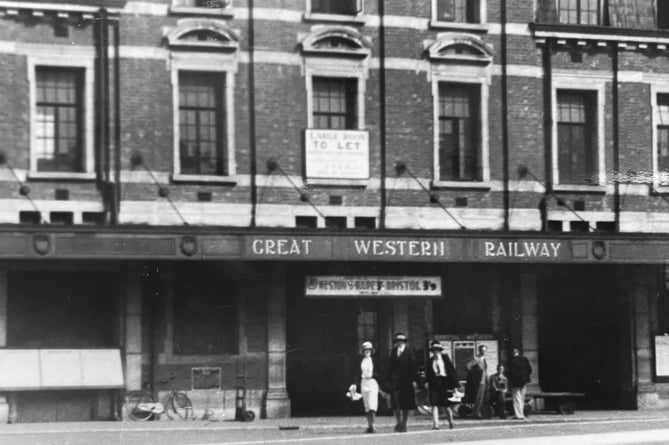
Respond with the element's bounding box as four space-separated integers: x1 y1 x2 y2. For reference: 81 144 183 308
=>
654 335 669 380
433 335 499 384
0 349 124 390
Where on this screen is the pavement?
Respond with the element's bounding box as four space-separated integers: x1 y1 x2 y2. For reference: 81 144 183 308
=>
0 409 665 434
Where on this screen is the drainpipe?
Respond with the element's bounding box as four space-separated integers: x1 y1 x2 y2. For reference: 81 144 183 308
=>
500 0 510 231
248 0 257 227
541 39 554 232
612 44 620 232
113 18 121 225
96 9 113 222
378 0 387 229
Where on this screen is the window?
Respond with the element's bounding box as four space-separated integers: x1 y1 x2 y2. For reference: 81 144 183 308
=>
556 90 598 185
34 68 84 173
660 1 669 28
312 77 357 130
171 0 232 10
173 265 238 355
311 0 359 15
178 71 227 176
658 95 669 182
435 0 481 23
438 83 481 181
357 311 377 347
558 0 601 25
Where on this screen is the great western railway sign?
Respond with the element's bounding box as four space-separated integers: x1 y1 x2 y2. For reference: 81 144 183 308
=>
1 228 667 263
246 236 571 262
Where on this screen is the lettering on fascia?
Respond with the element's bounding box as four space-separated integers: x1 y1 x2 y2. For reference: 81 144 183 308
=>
353 239 447 257
483 241 562 258
252 239 312 255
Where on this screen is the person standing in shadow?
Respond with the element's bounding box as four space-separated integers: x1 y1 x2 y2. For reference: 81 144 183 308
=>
508 347 532 420
425 340 458 429
388 332 418 432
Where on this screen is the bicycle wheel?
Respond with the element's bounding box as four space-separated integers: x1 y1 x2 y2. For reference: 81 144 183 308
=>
126 390 155 421
167 392 193 420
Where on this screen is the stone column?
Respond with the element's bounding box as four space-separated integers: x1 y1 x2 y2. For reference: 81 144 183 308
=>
0 270 8 423
266 264 290 418
123 267 143 392
633 266 656 409
520 271 540 392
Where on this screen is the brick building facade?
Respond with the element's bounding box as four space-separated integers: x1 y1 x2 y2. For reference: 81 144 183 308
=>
1 0 669 422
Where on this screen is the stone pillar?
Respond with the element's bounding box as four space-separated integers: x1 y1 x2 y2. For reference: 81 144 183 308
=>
633 266 656 409
520 271 540 392
265 265 290 418
0 270 8 423
123 267 143 392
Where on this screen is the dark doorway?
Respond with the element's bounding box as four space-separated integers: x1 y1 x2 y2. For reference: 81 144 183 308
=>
538 266 633 409
7 271 116 348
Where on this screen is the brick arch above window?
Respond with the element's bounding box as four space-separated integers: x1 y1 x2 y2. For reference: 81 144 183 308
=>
427 33 494 64
300 26 371 58
165 19 240 51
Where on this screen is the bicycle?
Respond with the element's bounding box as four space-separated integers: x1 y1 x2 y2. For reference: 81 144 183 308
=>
124 388 164 421
158 377 194 420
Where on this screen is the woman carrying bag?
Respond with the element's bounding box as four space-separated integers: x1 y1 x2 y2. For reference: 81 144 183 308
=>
349 341 386 433
425 340 459 429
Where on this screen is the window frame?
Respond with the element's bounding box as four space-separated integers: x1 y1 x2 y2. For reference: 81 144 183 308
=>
430 0 488 31
556 0 603 26
171 52 237 183
27 54 95 180
551 78 606 191
305 0 364 23
437 82 482 183
170 0 234 17
651 85 669 191
431 66 490 188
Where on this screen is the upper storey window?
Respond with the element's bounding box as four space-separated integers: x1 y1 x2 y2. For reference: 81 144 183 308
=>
558 0 600 25
312 77 357 130
172 0 232 13
431 0 487 28
435 0 481 23
167 20 239 182
311 0 361 15
538 0 665 29
35 68 84 173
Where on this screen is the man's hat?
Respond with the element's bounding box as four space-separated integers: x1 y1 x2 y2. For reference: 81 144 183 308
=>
393 333 408 343
429 340 444 351
361 341 374 351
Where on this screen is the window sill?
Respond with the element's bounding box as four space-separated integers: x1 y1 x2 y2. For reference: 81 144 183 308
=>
169 5 234 17
652 185 669 195
27 171 96 181
172 173 238 184
552 184 607 193
305 178 369 187
429 20 489 32
303 12 366 25
432 180 491 190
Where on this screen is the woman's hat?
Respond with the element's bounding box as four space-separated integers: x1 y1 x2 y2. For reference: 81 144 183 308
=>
393 333 408 343
429 340 444 351
361 341 374 351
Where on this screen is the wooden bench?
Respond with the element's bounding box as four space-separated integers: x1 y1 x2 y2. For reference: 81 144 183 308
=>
525 391 585 415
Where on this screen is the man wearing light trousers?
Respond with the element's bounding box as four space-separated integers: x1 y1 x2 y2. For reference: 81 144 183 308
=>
508 347 532 419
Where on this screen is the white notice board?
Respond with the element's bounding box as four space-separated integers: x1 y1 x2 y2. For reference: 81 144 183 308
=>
655 336 669 378
0 349 124 390
0 350 40 389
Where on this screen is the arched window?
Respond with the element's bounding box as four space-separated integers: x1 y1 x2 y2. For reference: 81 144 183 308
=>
427 35 493 187
300 26 371 185
166 20 240 181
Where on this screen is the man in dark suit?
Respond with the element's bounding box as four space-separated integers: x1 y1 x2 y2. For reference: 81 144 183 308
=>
508 347 532 419
388 332 418 432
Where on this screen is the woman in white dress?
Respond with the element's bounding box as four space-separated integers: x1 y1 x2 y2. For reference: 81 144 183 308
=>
351 341 384 433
